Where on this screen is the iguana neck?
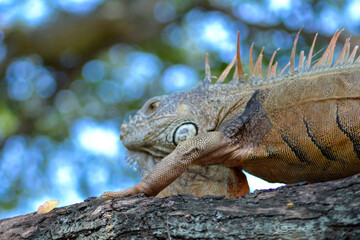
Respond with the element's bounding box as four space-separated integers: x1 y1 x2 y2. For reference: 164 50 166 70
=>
191 83 255 131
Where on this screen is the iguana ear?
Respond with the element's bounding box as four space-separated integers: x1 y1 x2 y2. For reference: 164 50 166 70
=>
173 122 198 145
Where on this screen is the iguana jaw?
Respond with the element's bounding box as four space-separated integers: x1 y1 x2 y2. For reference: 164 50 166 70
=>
125 150 163 176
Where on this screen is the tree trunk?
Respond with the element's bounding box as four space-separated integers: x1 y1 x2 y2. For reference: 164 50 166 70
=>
1 174 360 240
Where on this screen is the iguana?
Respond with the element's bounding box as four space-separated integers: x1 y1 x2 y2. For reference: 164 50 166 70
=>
102 29 360 198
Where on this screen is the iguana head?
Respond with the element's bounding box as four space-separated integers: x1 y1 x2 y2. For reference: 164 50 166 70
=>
120 85 218 172
122 92 195 152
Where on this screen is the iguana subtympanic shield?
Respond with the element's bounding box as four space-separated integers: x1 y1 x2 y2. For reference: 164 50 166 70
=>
102 30 360 198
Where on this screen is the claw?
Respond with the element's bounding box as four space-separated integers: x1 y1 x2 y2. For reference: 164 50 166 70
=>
101 181 151 198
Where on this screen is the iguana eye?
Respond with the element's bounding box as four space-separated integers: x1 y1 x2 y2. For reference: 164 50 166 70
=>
173 123 198 145
146 101 160 113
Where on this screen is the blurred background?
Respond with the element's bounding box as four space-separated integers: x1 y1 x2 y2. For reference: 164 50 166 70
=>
0 0 359 219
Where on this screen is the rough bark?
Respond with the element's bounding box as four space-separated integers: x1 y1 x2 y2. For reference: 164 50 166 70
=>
1 174 360 240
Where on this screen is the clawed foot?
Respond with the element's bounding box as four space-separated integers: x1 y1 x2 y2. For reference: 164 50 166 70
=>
101 191 130 198
101 182 150 198
101 191 146 198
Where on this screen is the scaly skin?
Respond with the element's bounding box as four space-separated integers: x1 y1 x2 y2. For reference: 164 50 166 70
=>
102 30 360 198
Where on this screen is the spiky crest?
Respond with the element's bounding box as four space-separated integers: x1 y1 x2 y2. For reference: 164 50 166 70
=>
355 51 360 64
344 38 351 62
254 47 264 81
235 31 245 82
290 29 302 74
203 29 359 87
312 29 343 70
270 61 278 78
216 56 236 83
334 37 351 66
305 33 318 71
249 43 255 79
298 50 305 73
266 48 279 79
247 46 264 83
204 53 211 84
280 62 290 76
216 31 245 84
348 45 358 64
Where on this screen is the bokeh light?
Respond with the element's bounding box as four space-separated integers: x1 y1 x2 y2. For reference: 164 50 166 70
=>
153 1 175 23
54 0 104 14
72 118 120 157
82 60 106 83
55 90 79 114
162 65 198 92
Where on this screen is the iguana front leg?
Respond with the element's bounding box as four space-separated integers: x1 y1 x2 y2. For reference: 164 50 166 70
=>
102 131 235 198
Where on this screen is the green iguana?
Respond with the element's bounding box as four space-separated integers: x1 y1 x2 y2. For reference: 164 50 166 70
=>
102 30 360 198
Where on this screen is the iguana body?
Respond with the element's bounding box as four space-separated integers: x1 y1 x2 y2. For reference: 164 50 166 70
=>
102 30 360 198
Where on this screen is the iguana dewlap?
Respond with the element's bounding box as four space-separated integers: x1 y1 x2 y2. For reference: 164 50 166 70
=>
102 30 360 198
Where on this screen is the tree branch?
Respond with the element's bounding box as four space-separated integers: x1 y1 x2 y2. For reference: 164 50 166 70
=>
1 174 360 239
